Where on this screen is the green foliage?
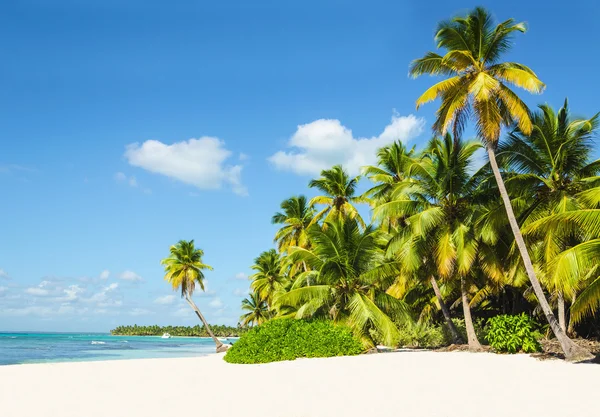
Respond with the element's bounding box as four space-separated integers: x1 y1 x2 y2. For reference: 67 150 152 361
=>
486 314 542 353
224 319 363 364
110 324 245 337
396 322 445 348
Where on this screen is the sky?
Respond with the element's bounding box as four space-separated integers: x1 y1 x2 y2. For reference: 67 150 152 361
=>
1 0 599 332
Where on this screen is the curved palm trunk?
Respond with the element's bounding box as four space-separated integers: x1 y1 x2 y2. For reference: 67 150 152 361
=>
461 277 483 351
430 276 463 344
185 294 228 353
487 144 592 361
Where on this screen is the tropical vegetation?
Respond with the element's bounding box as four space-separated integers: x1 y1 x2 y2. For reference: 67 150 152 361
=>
235 7 600 362
224 319 363 364
110 324 245 337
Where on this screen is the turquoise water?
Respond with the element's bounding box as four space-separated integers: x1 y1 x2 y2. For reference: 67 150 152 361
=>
0 332 235 365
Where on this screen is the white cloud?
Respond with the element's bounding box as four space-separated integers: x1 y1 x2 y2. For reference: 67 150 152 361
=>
233 288 248 297
85 283 119 304
172 306 193 318
208 297 223 309
114 172 139 189
269 113 424 176
129 308 151 316
154 295 176 305
99 270 110 280
59 285 84 302
114 172 127 182
124 137 247 195
0 269 9 280
0 286 7 297
235 272 248 280
119 270 143 282
239 152 249 161
25 287 49 296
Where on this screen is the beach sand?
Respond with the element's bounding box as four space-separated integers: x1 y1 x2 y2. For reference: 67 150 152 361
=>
0 351 598 417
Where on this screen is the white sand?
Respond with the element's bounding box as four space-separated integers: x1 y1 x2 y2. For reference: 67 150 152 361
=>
0 351 598 417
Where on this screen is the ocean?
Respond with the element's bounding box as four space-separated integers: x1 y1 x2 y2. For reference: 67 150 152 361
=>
0 332 234 366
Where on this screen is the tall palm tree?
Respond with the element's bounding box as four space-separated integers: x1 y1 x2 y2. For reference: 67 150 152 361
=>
160 240 228 352
250 249 288 307
499 99 600 332
271 195 316 253
274 217 410 347
308 165 365 229
240 291 270 327
374 134 492 350
409 7 591 360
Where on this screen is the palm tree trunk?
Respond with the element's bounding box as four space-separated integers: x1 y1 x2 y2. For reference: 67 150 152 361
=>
185 294 228 352
430 276 463 344
487 143 591 361
461 277 483 351
567 292 577 337
557 291 566 333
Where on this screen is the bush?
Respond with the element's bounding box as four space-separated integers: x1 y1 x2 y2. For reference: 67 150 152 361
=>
397 322 445 348
486 314 542 353
224 319 364 364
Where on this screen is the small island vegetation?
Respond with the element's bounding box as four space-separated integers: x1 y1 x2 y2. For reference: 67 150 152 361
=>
110 324 246 338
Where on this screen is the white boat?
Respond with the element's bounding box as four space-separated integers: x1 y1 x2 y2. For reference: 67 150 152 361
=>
161 333 171 339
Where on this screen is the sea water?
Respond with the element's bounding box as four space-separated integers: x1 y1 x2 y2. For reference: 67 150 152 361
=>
0 332 235 365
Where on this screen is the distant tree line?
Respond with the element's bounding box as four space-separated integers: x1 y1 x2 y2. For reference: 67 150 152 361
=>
110 324 247 337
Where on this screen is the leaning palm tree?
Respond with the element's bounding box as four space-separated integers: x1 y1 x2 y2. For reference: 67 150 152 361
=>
274 217 410 347
240 291 270 327
271 195 316 253
308 165 365 228
409 7 591 360
499 99 600 332
160 240 228 352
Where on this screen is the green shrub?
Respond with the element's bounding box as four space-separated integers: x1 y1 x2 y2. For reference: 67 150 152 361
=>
397 322 445 348
440 318 488 345
486 314 542 353
223 319 364 364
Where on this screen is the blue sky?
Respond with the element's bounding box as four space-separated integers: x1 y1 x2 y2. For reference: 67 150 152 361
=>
1 0 598 332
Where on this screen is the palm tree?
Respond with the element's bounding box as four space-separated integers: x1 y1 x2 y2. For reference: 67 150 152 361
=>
271 195 315 253
250 249 288 306
409 7 591 360
362 141 416 203
499 99 600 332
274 217 410 347
308 165 365 228
160 240 228 352
240 291 270 327
374 134 491 350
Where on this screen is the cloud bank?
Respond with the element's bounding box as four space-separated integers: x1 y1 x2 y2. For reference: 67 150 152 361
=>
269 113 424 176
125 137 247 195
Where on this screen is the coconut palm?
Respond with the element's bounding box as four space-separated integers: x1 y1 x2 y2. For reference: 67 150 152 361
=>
308 165 365 229
240 291 270 327
250 249 288 307
499 99 600 332
272 195 316 253
374 134 492 350
362 141 417 203
160 240 227 352
274 217 410 346
409 7 591 360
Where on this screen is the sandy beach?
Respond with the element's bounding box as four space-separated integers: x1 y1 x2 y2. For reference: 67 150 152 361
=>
0 351 598 417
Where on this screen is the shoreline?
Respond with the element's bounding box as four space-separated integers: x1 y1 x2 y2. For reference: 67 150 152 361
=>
1 351 599 417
